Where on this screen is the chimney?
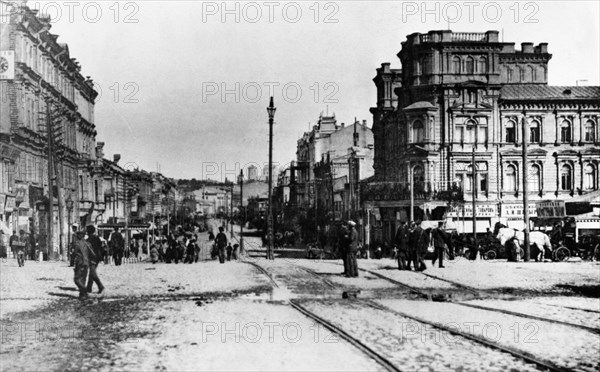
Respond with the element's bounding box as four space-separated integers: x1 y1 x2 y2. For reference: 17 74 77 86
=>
113 154 121 163
537 43 548 54
362 120 367 126
521 42 534 53
96 142 105 159
341 122 345 128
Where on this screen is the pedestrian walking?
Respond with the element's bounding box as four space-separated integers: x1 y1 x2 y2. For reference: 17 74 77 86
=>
215 227 227 264
346 221 359 277
110 227 125 266
431 222 447 268
185 240 195 263
17 230 28 266
9 230 18 259
85 225 104 294
194 240 200 262
72 230 92 300
232 243 239 260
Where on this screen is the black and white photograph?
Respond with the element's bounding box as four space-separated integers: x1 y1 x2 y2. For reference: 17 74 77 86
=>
0 0 599 370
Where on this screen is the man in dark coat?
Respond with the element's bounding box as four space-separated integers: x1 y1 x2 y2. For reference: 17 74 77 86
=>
394 222 410 270
339 222 350 275
346 221 359 277
72 230 92 300
431 222 447 268
215 227 228 264
110 227 124 266
86 225 104 294
410 220 427 271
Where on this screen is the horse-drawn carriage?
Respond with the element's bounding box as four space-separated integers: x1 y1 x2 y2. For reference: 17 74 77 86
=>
494 222 572 262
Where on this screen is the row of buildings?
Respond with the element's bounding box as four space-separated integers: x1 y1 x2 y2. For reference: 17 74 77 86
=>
275 30 600 247
0 3 178 257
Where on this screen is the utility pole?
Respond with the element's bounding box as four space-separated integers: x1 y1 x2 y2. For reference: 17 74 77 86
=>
266 97 276 260
472 147 477 245
45 101 54 259
522 113 531 261
409 168 414 221
238 170 244 256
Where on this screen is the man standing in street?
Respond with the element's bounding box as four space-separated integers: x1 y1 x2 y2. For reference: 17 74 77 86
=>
346 221 359 277
9 230 18 259
110 227 124 266
86 225 104 294
215 226 228 264
72 230 92 300
394 221 410 270
339 222 350 276
431 222 447 268
410 220 427 271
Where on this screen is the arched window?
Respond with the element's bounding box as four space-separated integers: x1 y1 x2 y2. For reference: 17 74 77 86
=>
452 56 461 73
466 56 474 74
519 66 525 81
421 56 430 75
529 120 540 143
584 120 596 142
528 65 536 82
560 120 572 143
505 164 517 192
412 165 424 192
529 164 541 192
412 120 424 143
466 165 474 192
505 120 516 143
507 67 513 82
584 164 596 190
479 56 487 73
560 164 572 191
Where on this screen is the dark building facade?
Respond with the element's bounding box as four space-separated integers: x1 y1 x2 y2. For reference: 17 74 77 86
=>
366 30 600 244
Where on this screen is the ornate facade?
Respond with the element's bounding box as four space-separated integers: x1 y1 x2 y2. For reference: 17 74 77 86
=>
368 30 600 243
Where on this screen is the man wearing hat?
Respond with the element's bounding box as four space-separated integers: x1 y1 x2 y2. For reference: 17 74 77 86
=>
72 230 93 300
86 225 104 294
346 220 359 277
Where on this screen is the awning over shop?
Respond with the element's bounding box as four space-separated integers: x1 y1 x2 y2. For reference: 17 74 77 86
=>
455 220 491 234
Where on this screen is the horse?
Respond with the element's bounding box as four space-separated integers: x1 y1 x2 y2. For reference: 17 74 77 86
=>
493 222 553 261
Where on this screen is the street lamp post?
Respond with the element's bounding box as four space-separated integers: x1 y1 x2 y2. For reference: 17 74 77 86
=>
238 170 244 256
66 195 74 266
266 96 276 260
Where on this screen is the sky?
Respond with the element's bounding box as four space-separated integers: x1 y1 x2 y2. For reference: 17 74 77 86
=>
25 0 600 181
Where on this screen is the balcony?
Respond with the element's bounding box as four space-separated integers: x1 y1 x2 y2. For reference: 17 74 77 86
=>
361 182 464 203
451 32 486 42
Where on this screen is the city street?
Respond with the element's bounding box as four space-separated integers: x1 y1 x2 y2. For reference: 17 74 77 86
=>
1 229 599 371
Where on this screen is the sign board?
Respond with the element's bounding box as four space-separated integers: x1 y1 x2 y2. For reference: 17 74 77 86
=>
4 196 15 212
536 200 566 217
501 203 538 218
447 204 498 218
0 50 15 80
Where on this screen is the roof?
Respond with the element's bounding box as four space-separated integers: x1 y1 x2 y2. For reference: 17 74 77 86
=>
500 85 600 101
402 101 437 110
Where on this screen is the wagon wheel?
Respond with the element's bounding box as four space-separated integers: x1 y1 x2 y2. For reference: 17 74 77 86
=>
484 250 497 260
553 247 570 262
593 244 600 262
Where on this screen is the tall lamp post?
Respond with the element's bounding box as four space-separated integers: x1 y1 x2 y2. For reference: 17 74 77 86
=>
266 96 276 260
238 170 244 256
66 195 74 266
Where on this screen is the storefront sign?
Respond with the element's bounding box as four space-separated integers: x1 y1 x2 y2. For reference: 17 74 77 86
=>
447 204 498 218
4 196 15 212
536 200 566 217
501 203 538 218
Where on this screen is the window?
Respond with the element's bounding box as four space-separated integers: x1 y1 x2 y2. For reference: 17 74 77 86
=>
529 120 540 143
505 164 517 192
452 56 461 73
465 165 473 192
507 68 513 82
529 164 541 192
560 120 571 143
421 56 430 75
519 66 525 81
465 119 477 144
584 120 596 142
584 164 596 190
528 65 536 82
466 56 474 74
479 173 488 193
505 120 516 143
454 125 464 144
560 164 572 191
479 57 487 73
412 120 424 143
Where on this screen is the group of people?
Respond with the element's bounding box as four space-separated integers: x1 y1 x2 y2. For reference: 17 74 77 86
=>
394 220 452 271
72 225 106 300
339 220 359 277
209 226 239 263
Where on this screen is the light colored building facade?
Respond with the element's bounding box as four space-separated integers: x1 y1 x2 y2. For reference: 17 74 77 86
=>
367 30 600 244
